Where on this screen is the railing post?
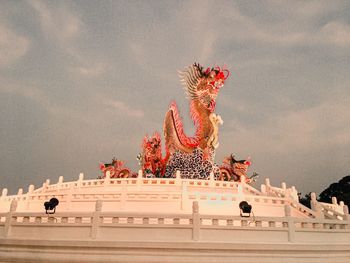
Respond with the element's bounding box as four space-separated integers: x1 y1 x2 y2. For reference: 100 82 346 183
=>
77 172 84 190
91 200 102 239
290 186 298 202
192 201 200 241
281 182 286 190
343 205 349 221
265 178 271 195
120 180 127 210
181 181 188 211
1 188 8 199
237 183 243 197
58 176 64 184
331 196 338 205
17 188 23 196
28 185 34 194
176 170 181 186
137 170 143 190
26 185 34 211
66 183 73 211
104 171 111 187
284 204 295 242
209 172 215 187
310 192 324 219
45 179 50 187
4 200 17 237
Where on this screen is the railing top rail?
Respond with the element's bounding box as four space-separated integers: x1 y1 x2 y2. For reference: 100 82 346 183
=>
293 217 350 225
291 202 318 217
322 209 345 220
243 184 262 195
6 210 348 224
2 189 299 204
11 211 93 217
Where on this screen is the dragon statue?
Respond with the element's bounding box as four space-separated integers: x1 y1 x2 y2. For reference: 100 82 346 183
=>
219 154 258 183
138 132 166 177
99 157 135 179
163 63 229 179
99 63 257 184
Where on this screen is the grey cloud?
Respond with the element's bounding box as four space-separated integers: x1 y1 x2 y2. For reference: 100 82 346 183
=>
0 0 349 195
0 24 30 67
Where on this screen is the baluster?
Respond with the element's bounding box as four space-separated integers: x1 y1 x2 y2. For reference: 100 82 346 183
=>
192 201 200 241
313 223 322 229
241 219 248 226
301 222 308 229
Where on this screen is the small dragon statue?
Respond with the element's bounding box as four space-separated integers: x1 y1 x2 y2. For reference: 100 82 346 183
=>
138 132 166 177
99 157 135 179
219 154 258 183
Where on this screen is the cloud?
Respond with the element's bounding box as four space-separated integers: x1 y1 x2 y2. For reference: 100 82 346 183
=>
102 98 144 118
0 79 98 127
0 80 49 107
72 63 107 78
239 20 350 48
225 96 350 155
283 0 346 18
28 0 82 44
213 1 350 49
27 0 87 67
319 21 350 47
28 0 111 79
0 24 30 67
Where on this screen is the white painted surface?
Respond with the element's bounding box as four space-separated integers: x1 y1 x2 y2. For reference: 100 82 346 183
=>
0 174 349 262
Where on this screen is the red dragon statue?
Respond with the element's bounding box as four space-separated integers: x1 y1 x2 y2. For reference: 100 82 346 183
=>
99 63 257 183
162 63 229 178
138 132 166 177
219 154 258 183
99 158 135 179
164 63 229 159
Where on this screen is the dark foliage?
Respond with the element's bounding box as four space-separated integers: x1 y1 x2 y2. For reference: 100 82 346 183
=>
318 175 350 207
298 175 350 208
298 192 311 208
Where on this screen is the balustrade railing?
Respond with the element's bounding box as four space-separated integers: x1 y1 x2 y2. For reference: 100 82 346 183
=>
1 173 349 222
1 200 349 243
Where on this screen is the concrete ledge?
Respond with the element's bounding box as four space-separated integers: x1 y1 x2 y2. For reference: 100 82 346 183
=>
1 239 350 263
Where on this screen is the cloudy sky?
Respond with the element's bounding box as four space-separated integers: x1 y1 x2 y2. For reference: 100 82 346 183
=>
1 0 349 195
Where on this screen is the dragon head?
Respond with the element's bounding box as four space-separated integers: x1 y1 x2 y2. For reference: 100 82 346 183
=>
180 63 229 112
142 132 162 157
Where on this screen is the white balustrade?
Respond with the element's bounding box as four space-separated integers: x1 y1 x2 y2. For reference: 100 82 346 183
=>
0 200 349 242
0 173 347 224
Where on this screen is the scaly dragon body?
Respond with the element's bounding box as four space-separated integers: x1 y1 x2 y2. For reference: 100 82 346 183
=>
163 63 229 178
164 63 228 160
